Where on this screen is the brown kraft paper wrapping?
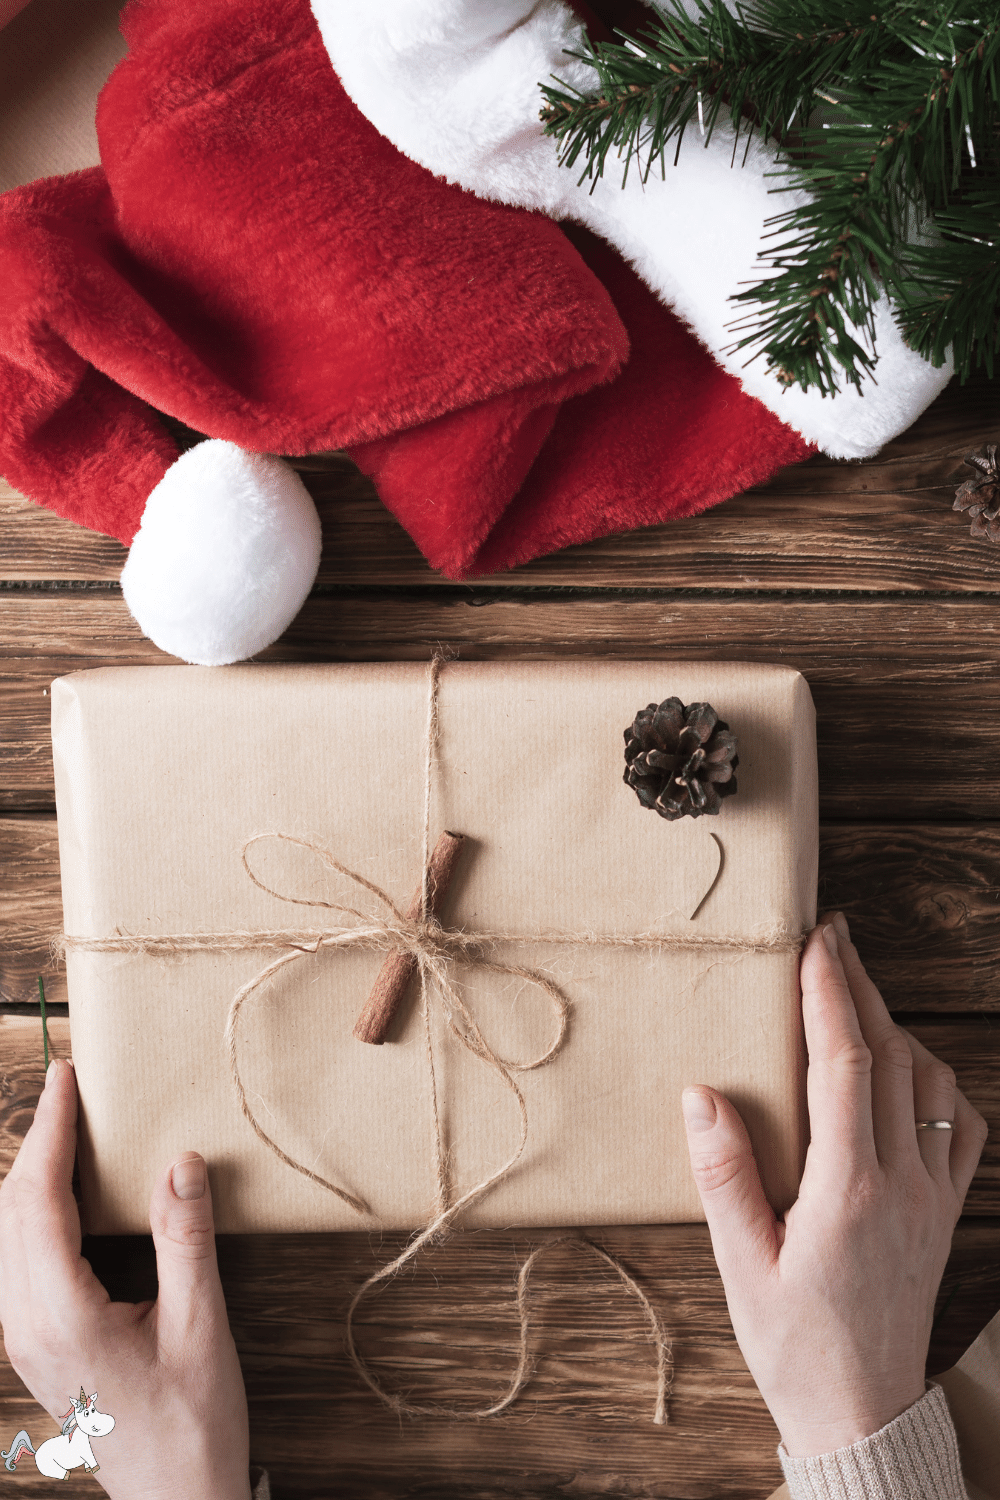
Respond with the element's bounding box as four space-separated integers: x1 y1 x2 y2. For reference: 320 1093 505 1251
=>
51 660 817 1236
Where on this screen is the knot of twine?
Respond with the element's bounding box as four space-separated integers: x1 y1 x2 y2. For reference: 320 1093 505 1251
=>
226 829 574 1229
59 656 804 1424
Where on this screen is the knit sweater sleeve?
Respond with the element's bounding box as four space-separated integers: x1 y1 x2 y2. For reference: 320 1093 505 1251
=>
778 1384 969 1500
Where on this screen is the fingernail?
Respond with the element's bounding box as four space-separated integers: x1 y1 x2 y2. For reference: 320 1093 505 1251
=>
823 924 839 957
682 1088 717 1132
171 1155 206 1201
832 911 850 940
45 1059 58 1088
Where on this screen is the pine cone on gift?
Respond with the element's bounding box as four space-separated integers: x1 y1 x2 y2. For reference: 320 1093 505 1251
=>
953 444 1000 542
624 699 738 821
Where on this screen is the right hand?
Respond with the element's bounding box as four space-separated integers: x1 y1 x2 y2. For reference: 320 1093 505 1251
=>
681 913 988 1458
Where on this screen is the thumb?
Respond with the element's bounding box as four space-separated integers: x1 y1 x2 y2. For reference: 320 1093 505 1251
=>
149 1154 227 1344
681 1087 779 1281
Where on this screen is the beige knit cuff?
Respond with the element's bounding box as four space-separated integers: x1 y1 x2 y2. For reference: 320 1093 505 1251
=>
778 1383 968 1500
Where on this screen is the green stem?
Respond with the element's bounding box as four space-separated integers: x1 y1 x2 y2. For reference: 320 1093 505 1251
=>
38 975 50 1071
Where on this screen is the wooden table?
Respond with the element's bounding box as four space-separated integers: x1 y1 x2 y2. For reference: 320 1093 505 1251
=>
2 371 1000 1498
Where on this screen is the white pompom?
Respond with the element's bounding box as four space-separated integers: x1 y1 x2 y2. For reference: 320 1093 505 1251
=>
121 441 322 665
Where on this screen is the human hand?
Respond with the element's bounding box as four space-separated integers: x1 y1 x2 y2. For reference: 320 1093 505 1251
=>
681 913 988 1459
0 1059 251 1500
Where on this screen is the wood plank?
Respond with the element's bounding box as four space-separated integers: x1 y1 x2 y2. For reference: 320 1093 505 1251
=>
2 594 1000 817
3 372 999 593
818 826 1000 1013
0 814 65 1008
0 1019 997 1499
0 815 65 1007
5 816 1000 1014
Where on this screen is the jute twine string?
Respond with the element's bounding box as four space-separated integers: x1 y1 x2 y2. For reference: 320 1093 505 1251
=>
58 656 803 1423
419 660 448 1217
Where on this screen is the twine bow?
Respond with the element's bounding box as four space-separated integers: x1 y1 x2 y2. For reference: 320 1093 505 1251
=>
227 830 571 1225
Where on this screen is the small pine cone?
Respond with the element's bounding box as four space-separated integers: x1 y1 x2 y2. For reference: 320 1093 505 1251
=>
954 444 1000 542
624 698 738 821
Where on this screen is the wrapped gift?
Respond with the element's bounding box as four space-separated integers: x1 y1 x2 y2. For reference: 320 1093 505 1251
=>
52 660 816 1235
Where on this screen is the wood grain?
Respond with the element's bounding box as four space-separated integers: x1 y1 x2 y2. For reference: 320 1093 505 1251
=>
0 1018 997 1499
816 825 1000 1012
3 373 999 593
3 594 1000 817
5 816 1000 1015
0 815 64 1005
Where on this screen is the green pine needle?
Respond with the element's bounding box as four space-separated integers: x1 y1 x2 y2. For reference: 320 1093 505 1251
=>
898 189 1000 374
540 0 1000 395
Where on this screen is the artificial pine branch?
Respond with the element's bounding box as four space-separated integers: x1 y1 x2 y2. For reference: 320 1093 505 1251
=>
540 0 1000 396
539 4 774 182
731 21 1000 394
539 0 895 178
901 191 1000 373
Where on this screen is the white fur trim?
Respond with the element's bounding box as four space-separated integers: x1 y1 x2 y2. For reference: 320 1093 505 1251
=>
121 441 321 665
314 0 952 458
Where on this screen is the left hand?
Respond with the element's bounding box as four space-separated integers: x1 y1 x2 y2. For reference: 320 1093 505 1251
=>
0 1058 252 1500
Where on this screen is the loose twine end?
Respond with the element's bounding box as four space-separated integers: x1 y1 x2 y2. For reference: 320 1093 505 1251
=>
345 1231 673 1424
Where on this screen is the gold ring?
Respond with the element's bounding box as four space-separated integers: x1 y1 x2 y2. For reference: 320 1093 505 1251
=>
915 1120 954 1131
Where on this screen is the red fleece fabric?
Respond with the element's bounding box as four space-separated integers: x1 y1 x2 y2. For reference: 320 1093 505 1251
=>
465 228 814 573
0 0 810 577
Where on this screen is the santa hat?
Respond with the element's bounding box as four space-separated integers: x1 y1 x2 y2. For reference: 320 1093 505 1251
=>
318 0 952 458
0 0 948 665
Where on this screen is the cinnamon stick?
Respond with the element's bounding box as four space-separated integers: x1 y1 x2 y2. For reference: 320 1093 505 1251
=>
352 830 466 1046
